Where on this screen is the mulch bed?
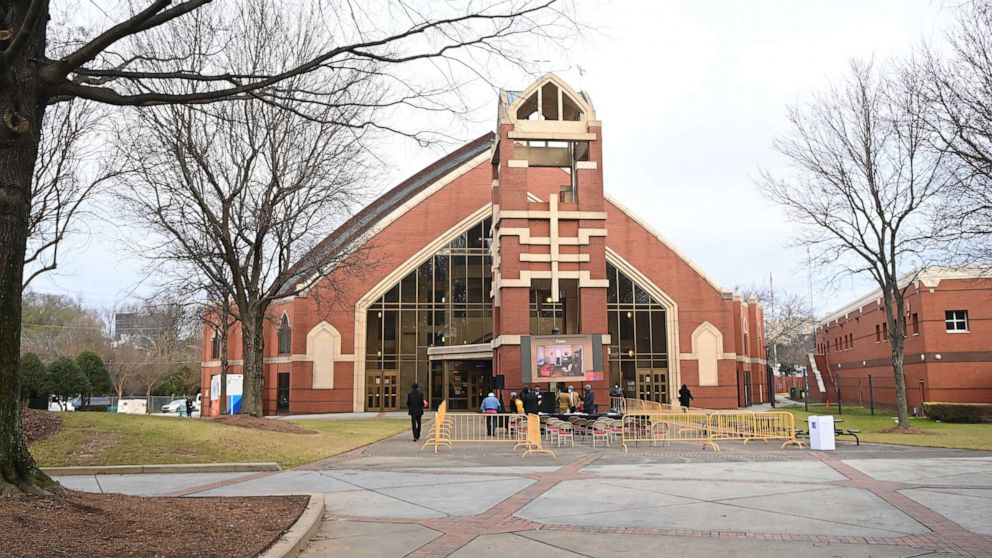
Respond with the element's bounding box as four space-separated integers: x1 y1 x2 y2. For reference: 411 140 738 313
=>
22 407 63 443
206 414 317 434
0 491 308 558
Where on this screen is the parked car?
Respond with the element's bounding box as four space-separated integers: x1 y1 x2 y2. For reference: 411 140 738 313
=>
161 398 201 414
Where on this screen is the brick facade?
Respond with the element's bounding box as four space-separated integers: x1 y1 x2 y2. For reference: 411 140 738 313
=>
813 270 992 410
200 75 768 415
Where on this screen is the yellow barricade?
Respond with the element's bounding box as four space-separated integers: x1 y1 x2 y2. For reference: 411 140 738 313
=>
621 410 805 452
422 400 451 453
742 412 806 449
622 412 718 451
519 413 556 459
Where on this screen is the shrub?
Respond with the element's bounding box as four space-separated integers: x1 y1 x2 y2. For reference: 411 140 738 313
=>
924 402 992 423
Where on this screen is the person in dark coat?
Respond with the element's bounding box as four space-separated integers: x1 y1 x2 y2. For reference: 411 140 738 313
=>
521 387 539 414
184 397 193 418
678 384 693 409
406 383 426 441
581 384 595 414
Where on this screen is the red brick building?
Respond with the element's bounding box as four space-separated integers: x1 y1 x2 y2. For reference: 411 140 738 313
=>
200 75 769 415
812 268 992 410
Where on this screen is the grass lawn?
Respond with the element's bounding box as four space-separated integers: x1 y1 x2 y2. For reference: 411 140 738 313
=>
779 404 992 451
29 413 409 469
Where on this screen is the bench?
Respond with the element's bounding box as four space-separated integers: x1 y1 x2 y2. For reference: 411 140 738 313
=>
794 428 861 446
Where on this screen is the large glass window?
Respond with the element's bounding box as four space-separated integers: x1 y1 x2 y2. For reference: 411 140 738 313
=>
606 263 669 401
366 217 493 408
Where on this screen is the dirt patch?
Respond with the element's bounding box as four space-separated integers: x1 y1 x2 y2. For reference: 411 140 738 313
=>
21 408 62 443
879 426 939 435
0 491 308 558
207 414 317 434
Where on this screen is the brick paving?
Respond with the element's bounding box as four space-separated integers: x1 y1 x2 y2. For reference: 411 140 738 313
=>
123 432 991 557
299 435 992 558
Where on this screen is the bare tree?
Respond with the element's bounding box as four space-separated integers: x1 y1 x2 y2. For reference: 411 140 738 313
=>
759 61 953 429
25 100 114 288
737 280 816 371
922 2 992 264
112 297 201 397
0 0 574 495
20 291 108 360
116 77 374 416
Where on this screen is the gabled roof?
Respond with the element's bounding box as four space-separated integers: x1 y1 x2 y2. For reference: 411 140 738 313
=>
279 133 495 295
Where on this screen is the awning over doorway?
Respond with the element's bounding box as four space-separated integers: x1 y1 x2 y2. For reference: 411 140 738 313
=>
427 343 493 361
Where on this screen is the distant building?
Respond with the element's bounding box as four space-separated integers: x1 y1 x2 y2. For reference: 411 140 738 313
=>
200 74 769 416
811 268 992 410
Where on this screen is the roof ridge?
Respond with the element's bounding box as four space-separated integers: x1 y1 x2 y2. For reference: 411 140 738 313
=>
276 132 495 296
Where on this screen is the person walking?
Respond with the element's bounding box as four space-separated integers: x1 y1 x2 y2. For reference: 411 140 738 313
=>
481 392 501 436
678 384 693 409
582 384 595 414
184 397 193 418
407 383 426 441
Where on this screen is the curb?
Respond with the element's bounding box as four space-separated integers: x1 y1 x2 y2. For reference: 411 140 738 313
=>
258 493 325 558
43 462 281 476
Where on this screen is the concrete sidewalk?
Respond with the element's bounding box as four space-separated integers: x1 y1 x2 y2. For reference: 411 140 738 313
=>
55 433 992 557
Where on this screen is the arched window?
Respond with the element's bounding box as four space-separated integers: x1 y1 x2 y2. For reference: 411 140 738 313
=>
210 327 221 359
514 80 585 122
277 314 292 354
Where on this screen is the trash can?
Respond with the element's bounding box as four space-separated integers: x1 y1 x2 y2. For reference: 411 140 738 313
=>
789 387 798 399
808 415 835 450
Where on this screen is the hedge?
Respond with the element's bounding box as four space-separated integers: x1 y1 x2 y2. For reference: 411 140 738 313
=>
923 402 992 423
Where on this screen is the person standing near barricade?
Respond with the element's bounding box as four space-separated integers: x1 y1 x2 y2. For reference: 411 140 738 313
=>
521 387 538 415
678 384 693 410
582 384 595 414
407 383 426 441
568 385 579 413
481 392 501 436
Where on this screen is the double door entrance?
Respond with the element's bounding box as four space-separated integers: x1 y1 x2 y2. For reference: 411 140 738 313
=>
636 368 669 404
365 360 493 412
366 370 399 411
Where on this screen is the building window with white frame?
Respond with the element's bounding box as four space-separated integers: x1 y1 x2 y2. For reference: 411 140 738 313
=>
945 310 969 333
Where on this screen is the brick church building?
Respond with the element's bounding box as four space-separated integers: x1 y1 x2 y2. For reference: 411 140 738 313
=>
200 75 769 416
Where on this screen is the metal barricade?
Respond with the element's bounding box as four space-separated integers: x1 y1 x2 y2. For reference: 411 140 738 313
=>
519 414 556 458
422 401 451 453
621 410 805 452
741 412 805 449
622 412 718 451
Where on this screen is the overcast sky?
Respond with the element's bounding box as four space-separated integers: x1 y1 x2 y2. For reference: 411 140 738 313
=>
30 0 960 315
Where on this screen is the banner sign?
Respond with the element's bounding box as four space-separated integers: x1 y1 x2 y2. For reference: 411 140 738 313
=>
521 334 604 383
209 374 244 414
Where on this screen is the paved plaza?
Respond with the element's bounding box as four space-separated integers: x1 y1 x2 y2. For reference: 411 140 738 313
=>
55 431 992 557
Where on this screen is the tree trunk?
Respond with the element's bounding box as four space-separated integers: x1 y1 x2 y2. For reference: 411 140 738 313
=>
886 286 910 429
1 2 61 495
890 338 910 428
219 303 230 416
240 309 265 417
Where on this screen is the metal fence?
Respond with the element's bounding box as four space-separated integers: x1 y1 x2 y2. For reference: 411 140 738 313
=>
820 374 932 417
69 395 197 414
